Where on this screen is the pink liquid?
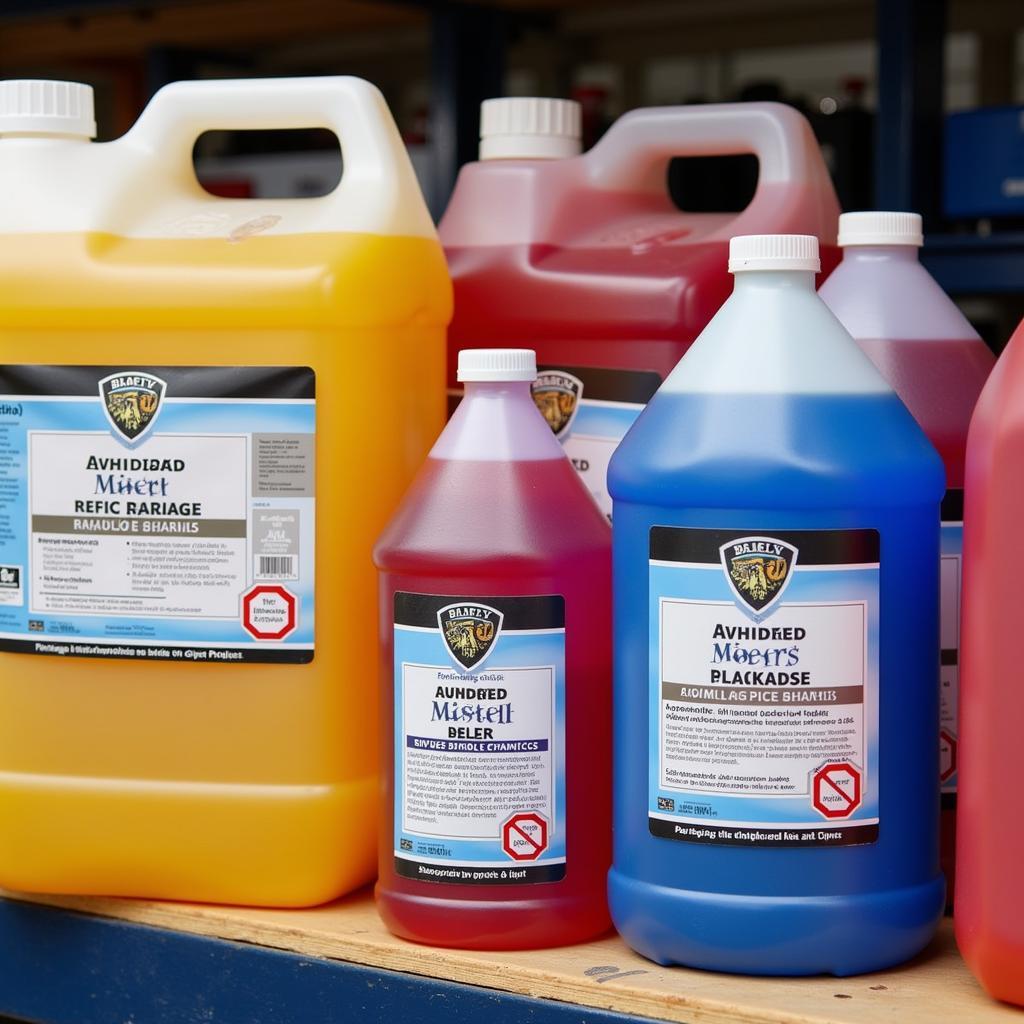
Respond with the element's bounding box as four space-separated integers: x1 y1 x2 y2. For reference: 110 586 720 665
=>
856 335 994 905
856 337 995 487
374 456 612 950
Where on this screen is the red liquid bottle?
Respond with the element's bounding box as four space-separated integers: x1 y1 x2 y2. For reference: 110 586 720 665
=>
819 212 995 904
441 98 841 518
956 317 1024 1006
374 348 612 949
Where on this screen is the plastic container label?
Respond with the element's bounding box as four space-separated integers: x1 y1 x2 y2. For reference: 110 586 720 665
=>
532 365 661 519
940 494 963 794
0 365 315 663
393 592 566 884
648 526 880 847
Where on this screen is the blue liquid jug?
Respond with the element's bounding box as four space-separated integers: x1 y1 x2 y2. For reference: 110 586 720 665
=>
608 234 945 975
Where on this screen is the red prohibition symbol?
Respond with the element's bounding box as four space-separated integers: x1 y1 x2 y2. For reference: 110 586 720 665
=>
939 729 957 783
812 762 862 819
501 812 549 861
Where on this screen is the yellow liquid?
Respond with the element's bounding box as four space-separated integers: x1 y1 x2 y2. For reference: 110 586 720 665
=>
0 231 451 905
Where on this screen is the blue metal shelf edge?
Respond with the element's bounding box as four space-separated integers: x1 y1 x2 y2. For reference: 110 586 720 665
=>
0 897 638 1024
921 233 1024 293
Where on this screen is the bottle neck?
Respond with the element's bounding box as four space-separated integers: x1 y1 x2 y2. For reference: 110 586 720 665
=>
463 380 532 398
431 380 565 461
841 244 921 266
479 137 580 161
731 269 817 293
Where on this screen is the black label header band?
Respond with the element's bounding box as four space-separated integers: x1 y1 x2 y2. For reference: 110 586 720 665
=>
0 365 315 400
536 364 662 405
394 592 564 631
650 526 880 566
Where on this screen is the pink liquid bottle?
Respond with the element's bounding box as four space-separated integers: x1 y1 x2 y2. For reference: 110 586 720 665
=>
374 349 612 949
440 98 841 519
819 211 995 902
957 317 1024 1006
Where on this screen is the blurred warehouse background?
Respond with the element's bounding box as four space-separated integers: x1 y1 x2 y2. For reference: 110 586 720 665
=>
1 0 1021 339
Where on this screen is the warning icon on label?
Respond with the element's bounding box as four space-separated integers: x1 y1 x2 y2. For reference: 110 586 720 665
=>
812 762 862 819
501 812 549 861
242 584 297 641
940 729 957 783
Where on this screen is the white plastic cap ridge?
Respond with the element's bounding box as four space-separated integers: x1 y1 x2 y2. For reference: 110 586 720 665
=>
729 234 821 273
0 79 96 138
458 348 537 382
479 97 582 160
838 211 923 247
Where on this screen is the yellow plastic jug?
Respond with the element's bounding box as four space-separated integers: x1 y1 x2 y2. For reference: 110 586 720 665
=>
0 77 450 906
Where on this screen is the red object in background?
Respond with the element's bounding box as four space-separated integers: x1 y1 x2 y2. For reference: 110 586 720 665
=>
957 317 1024 1007
199 178 253 198
571 84 610 149
440 101 841 518
402 104 429 146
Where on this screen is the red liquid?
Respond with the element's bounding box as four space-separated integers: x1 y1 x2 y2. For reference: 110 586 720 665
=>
445 241 840 391
957 319 1024 1004
856 336 995 905
374 456 612 950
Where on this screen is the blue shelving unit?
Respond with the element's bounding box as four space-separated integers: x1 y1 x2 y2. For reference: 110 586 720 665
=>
0 892 1011 1024
0 898 625 1024
876 0 1022 297
923 233 1024 294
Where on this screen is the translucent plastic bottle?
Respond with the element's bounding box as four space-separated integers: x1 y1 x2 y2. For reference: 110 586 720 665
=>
374 349 612 949
0 78 449 905
608 235 945 975
956 317 1024 1006
441 99 841 517
819 214 995 899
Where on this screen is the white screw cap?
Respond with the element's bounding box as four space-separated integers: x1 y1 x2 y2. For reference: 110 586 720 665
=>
838 211 923 247
479 97 581 160
729 234 821 273
458 348 537 382
0 80 96 138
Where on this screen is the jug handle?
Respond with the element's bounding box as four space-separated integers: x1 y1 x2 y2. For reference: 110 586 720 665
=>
122 76 432 234
584 101 829 197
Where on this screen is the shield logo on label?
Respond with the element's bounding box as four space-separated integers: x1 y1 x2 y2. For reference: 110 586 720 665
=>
719 535 799 617
531 370 583 439
437 602 504 671
98 371 167 445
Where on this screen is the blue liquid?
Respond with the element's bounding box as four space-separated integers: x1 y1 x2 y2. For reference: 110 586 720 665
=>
608 391 945 976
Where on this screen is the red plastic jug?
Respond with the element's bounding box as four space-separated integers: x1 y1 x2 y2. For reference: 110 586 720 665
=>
374 348 612 949
956 317 1024 1005
440 99 841 517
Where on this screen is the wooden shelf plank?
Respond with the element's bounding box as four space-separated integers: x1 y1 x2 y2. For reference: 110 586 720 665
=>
5 889 1016 1024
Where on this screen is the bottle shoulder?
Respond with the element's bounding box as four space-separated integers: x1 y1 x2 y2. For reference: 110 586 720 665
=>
819 257 981 342
374 456 611 574
659 279 892 399
609 389 946 509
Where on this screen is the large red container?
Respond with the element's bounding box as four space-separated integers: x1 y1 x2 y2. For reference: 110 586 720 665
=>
956 317 1024 1005
440 101 841 517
